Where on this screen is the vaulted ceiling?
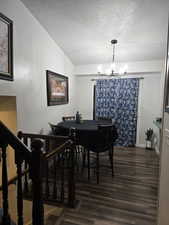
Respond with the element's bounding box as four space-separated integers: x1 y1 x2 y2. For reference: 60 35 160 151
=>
21 0 169 65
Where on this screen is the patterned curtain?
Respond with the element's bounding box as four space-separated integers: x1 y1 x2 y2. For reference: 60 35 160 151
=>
95 78 139 147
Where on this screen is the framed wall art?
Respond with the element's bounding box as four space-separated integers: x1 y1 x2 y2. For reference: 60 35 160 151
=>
46 70 69 106
0 13 13 81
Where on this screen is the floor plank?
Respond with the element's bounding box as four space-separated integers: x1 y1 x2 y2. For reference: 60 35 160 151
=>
61 147 159 225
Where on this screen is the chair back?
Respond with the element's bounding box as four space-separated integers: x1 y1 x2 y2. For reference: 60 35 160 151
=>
99 124 118 144
97 117 112 123
62 116 75 121
78 125 113 153
97 125 113 151
98 124 113 139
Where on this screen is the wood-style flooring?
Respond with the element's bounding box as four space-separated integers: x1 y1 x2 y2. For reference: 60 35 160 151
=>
60 147 159 225
0 147 159 225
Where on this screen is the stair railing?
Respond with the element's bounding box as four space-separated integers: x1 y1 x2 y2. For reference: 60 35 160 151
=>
0 121 76 225
0 120 44 225
17 131 76 208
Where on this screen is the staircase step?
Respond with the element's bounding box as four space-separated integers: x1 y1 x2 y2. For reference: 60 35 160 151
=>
0 208 16 225
0 184 64 225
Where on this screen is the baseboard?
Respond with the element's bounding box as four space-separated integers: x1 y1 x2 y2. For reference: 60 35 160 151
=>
136 144 146 148
155 147 160 155
136 144 159 155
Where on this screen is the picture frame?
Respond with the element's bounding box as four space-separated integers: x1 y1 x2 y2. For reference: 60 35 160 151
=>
0 12 13 81
165 22 169 113
46 70 69 106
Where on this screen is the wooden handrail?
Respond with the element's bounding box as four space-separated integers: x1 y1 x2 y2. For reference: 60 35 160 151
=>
0 121 31 162
19 132 69 140
44 139 73 160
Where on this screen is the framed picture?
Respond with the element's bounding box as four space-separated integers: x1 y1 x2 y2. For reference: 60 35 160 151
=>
0 13 13 81
165 22 169 113
46 70 69 106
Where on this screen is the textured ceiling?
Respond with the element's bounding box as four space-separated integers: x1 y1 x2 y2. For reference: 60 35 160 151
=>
20 0 169 65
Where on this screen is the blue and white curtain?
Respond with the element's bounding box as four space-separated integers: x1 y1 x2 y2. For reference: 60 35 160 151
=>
95 78 139 146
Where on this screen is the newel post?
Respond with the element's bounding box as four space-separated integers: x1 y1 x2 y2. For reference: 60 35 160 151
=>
30 139 44 225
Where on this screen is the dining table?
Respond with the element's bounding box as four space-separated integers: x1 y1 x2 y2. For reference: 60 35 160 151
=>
57 119 118 147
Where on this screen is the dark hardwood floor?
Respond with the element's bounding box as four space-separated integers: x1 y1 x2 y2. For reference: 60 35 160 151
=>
61 147 159 225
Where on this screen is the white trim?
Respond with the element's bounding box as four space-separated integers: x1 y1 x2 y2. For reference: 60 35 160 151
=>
155 147 160 155
136 144 146 148
136 79 144 146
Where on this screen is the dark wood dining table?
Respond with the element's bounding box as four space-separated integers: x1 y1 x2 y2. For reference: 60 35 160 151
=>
57 119 112 130
57 120 118 146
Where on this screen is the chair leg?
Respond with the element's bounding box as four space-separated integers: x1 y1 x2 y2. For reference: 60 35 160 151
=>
82 148 86 172
96 152 99 184
109 147 114 177
87 150 90 181
75 146 79 172
76 145 80 172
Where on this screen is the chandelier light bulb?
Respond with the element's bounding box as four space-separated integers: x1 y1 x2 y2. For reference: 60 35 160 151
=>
97 64 103 74
123 64 128 73
110 62 116 71
119 67 124 74
119 64 128 74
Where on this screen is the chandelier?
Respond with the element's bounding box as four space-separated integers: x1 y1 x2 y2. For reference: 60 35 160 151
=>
97 39 128 76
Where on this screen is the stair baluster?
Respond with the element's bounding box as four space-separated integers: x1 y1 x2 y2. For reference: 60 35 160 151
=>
23 137 29 194
15 152 24 225
45 139 50 198
53 156 57 199
1 142 11 225
60 153 65 203
17 132 29 194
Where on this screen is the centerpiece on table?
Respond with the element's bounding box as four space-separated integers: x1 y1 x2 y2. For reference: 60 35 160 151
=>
75 111 83 124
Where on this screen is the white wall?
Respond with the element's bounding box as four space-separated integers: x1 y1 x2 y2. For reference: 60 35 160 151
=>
0 0 165 143
75 61 164 146
75 76 94 120
0 0 76 133
137 74 162 147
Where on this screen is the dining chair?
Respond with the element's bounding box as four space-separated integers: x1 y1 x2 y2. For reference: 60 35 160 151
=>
62 116 75 121
82 124 114 184
97 116 112 122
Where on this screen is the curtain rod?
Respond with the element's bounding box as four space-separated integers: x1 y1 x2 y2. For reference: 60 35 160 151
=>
76 71 160 77
91 77 144 81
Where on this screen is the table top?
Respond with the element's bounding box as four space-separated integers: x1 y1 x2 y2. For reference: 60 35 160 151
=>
57 119 118 147
57 119 112 131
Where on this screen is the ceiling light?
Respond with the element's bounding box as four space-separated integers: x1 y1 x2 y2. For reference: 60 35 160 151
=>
97 39 128 76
